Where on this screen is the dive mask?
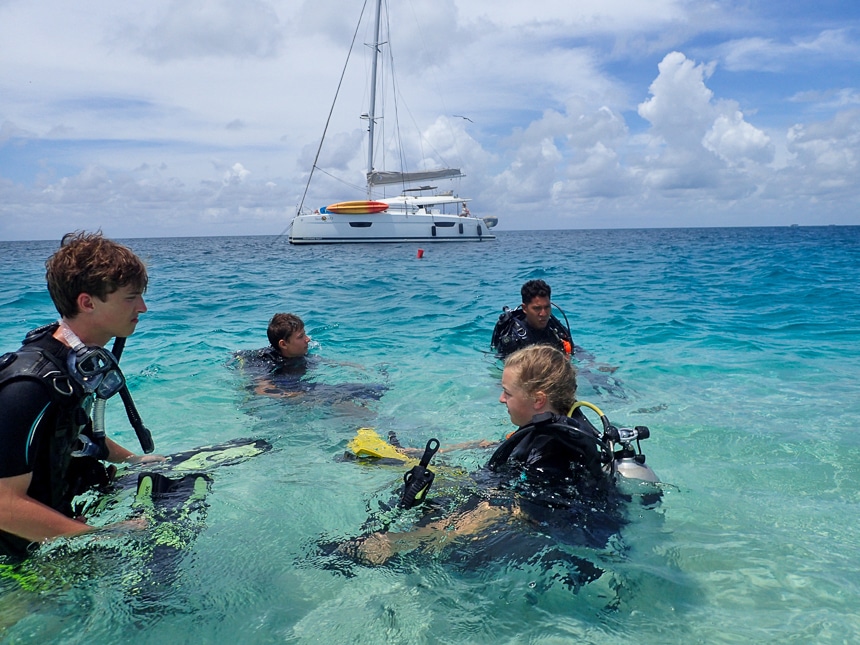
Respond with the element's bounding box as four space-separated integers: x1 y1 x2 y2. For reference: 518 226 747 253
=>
61 324 126 399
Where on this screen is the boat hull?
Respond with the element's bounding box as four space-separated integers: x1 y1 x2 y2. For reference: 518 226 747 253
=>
288 212 495 244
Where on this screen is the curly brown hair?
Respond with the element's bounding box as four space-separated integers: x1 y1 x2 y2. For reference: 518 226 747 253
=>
45 231 148 318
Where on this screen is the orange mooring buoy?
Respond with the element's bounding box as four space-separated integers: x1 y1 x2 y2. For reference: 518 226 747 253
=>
417 248 424 259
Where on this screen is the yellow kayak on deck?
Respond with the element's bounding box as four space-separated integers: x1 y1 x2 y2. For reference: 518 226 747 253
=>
324 201 389 214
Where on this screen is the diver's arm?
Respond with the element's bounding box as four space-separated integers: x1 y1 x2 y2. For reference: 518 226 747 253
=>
438 439 498 453
355 501 512 565
105 437 165 464
0 473 93 542
399 439 497 457
0 386 94 540
253 377 303 398
0 473 146 543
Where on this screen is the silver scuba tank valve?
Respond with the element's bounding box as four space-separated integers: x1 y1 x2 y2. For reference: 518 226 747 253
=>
608 425 660 483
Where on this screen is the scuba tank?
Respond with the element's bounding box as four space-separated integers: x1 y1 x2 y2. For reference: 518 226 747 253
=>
604 424 659 483
570 401 659 483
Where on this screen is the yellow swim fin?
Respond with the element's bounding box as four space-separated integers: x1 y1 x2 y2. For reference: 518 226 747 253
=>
347 427 414 464
345 428 468 481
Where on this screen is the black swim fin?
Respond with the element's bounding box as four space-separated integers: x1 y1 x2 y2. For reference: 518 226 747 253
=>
134 472 212 553
135 472 211 509
161 437 272 472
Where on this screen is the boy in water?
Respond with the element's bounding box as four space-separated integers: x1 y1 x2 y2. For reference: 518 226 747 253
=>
232 313 387 404
0 231 161 560
233 313 312 397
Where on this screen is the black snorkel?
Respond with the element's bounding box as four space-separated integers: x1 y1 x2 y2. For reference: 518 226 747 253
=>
111 337 155 454
399 438 439 509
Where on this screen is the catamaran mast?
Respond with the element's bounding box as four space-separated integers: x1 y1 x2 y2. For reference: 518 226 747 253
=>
366 0 383 199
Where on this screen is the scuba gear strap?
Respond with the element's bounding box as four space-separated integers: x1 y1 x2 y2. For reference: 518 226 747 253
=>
486 411 613 481
490 306 516 353
399 438 439 509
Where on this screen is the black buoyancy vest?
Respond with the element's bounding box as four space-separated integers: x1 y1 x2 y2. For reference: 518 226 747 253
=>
490 307 571 358
0 325 96 514
486 411 610 483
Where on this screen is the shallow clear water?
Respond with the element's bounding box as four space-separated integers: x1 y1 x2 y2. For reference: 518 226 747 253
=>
1 227 859 643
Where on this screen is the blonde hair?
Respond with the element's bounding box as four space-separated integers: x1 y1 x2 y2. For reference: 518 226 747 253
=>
504 345 576 415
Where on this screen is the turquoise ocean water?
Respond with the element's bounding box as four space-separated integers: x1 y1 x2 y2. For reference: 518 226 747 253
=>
1 227 859 643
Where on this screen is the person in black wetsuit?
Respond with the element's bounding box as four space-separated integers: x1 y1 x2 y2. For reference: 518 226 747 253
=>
0 232 164 561
490 279 572 359
232 313 386 403
233 313 312 396
491 279 629 400
348 345 621 570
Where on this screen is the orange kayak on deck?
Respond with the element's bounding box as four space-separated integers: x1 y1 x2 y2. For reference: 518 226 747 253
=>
324 200 389 214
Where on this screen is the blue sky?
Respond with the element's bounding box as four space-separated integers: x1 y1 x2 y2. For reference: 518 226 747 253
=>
1 0 858 240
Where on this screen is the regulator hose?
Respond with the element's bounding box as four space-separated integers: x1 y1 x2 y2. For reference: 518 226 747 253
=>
110 337 155 454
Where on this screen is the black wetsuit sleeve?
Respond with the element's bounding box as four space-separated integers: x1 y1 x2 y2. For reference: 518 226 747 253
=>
0 381 52 478
492 324 521 358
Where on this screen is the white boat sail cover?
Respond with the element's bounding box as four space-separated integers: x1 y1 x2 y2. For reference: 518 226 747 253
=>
367 168 463 187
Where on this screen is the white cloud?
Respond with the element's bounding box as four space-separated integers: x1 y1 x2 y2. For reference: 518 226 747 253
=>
0 1 859 238
456 0 686 32
222 162 251 185
786 111 859 178
790 88 860 110
634 52 773 196
638 52 717 144
125 0 285 61
717 29 860 73
704 112 774 165
492 137 564 205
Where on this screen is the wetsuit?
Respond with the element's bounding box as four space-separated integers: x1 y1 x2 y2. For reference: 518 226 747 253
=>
475 409 623 559
0 325 106 560
232 347 311 393
231 349 386 402
397 410 622 580
490 307 572 359
486 409 610 492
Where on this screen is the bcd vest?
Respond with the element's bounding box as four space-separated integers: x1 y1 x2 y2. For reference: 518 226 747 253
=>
490 307 572 358
0 325 110 518
486 411 611 485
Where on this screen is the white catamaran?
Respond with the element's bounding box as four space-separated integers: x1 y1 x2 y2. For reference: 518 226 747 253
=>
288 0 496 244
